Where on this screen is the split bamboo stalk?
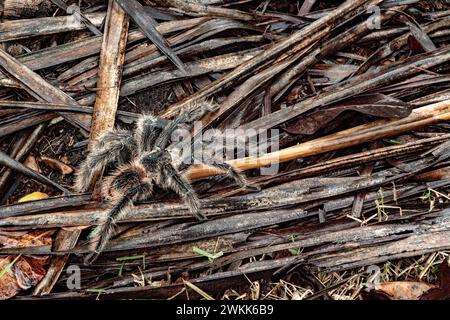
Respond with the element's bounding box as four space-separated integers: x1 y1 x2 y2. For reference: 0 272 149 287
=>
157 0 254 21
87 0 129 188
184 99 450 180
88 0 129 147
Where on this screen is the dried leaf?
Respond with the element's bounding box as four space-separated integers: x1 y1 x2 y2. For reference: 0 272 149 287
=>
0 230 53 248
39 156 74 175
18 192 49 203
374 281 435 300
284 94 412 135
0 231 52 300
23 155 41 173
0 256 48 299
403 19 436 52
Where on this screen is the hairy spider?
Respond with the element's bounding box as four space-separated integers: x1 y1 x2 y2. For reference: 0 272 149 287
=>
75 100 257 265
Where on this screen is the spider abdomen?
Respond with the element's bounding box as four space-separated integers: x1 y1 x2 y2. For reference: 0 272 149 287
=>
102 162 152 202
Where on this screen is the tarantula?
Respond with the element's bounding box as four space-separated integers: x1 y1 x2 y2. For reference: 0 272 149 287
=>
75 100 256 265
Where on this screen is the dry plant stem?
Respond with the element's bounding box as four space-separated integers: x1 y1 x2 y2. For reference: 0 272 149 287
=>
0 17 206 83
249 134 450 190
355 18 450 76
55 17 207 83
89 0 129 148
32 228 81 295
0 48 90 135
11 208 450 300
160 0 382 118
208 2 403 129
86 0 129 190
69 31 263 89
185 99 450 180
0 111 54 138
0 100 140 123
0 194 92 218
77 48 261 105
2 166 445 230
0 12 106 42
271 5 407 102
157 0 254 21
115 0 186 72
0 150 69 193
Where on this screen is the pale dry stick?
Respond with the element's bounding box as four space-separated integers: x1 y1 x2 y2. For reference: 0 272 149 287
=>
157 0 254 21
160 0 382 118
85 0 130 190
184 99 450 180
32 228 82 295
0 12 106 42
88 0 129 149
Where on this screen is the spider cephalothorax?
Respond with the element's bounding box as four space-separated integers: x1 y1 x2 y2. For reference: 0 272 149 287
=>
75 100 257 265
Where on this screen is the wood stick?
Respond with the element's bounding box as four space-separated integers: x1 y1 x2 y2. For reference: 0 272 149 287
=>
1 0 54 18
0 12 106 42
185 99 450 180
157 0 254 21
0 123 47 202
77 48 260 105
88 0 129 147
115 0 186 72
240 46 450 132
0 17 206 82
0 151 70 193
32 228 82 295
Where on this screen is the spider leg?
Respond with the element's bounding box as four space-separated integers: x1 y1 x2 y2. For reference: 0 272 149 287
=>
195 157 260 192
135 114 163 153
154 111 190 150
154 100 218 150
160 160 207 221
84 181 153 265
74 130 135 192
184 99 218 123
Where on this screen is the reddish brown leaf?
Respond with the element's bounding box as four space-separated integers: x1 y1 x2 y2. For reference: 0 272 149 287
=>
39 156 74 175
23 155 41 173
0 231 52 300
284 94 412 135
374 281 435 300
